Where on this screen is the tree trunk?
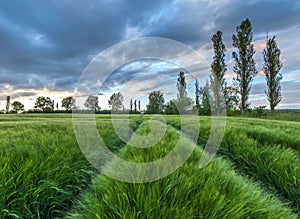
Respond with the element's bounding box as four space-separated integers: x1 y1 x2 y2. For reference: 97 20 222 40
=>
240 108 244 115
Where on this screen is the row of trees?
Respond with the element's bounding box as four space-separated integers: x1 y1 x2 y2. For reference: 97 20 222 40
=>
3 96 78 113
229 18 282 114
145 72 206 115
144 18 283 115
2 94 141 114
195 18 282 115
2 96 25 114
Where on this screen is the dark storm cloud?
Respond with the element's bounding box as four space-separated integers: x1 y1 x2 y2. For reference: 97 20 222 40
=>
123 0 300 48
0 0 170 90
0 70 45 89
52 76 78 91
215 1 300 33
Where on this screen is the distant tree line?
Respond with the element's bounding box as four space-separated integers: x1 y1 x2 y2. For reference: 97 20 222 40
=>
1 18 283 116
1 93 143 114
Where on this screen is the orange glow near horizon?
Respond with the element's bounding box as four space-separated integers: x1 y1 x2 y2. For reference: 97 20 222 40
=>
0 88 75 111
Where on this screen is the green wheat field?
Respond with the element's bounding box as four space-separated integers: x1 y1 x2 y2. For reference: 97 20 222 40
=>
0 114 299 218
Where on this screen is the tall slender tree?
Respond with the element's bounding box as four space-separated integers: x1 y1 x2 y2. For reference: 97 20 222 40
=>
200 81 211 116
232 18 257 114
51 100 54 112
6 96 10 113
195 78 200 108
134 100 137 112
138 100 141 111
210 31 227 114
176 71 193 113
263 35 283 113
177 71 187 99
130 99 133 112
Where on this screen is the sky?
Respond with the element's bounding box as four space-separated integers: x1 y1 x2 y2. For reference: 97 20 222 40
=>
0 0 299 110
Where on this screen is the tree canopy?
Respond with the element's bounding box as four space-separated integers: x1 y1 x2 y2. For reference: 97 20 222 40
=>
146 91 165 114
62 97 76 111
11 101 24 113
210 30 227 114
232 18 257 114
34 96 53 111
263 35 283 113
108 92 124 112
84 96 100 111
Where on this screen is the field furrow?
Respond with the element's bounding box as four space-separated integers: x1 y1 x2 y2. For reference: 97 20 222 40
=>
68 117 297 218
0 114 142 219
165 116 300 214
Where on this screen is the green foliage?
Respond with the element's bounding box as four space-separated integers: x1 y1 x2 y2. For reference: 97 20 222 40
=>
146 90 165 114
0 115 94 218
165 100 179 115
84 95 100 111
69 116 296 218
134 99 137 112
210 30 227 114
239 122 300 153
6 96 10 114
197 82 211 115
61 96 76 111
0 114 142 218
224 85 240 110
130 99 133 112
108 92 124 112
194 81 211 115
1 114 299 218
220 130 300 213
263 35 283 112
232 18 258 114
265 110 300 122
255 106 267 117
11 101 25 113
175 97 194 114
177 71 187 99
195 78 200 107
138 100 141 111
34 96 53 111
166 116 300 214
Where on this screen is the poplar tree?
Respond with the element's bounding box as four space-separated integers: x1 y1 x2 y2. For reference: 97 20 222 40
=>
210 31 227 114
195 78 200 108
177 71 187 99
6 96 10 113
130 99 133 112
232 18 257 114
263 35 283 113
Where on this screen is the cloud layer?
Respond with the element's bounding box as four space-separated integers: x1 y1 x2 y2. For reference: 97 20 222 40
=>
0 0 299 109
